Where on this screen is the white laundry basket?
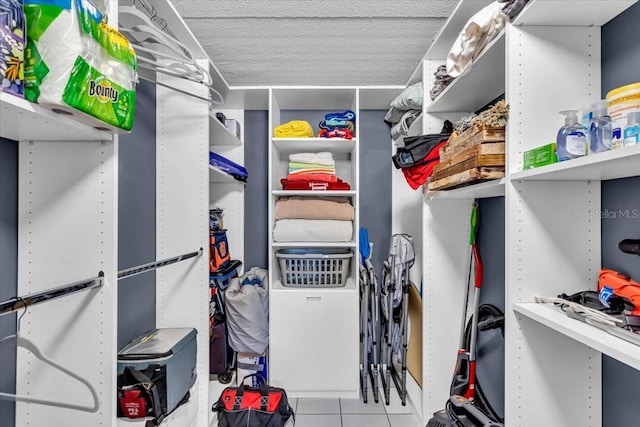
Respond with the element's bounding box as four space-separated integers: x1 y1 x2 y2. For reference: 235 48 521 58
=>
276 249 352 288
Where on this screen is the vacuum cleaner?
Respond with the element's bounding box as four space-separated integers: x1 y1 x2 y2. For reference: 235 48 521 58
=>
426 202 504 427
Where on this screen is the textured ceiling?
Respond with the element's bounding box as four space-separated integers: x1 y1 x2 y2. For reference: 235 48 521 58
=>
171 0 458 87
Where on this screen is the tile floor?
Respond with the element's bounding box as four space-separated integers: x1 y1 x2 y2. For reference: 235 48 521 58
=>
283 386 420 427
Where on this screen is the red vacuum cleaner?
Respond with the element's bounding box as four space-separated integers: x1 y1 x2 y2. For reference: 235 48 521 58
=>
426 201 504 427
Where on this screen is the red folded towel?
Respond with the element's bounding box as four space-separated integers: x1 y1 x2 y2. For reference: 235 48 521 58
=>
280 178 351 191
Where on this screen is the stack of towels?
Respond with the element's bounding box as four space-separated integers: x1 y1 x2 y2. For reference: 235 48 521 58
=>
273 120 314 138
273 197 355 242
280 152 350 191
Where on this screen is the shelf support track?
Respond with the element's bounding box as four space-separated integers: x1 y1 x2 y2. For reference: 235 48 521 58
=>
117 248 204 280
0 273 105 317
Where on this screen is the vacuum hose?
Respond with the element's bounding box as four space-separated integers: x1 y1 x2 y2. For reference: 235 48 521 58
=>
462 304 505 424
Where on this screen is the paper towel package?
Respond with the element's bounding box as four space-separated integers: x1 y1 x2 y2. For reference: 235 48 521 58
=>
24 0 137 132
0 0 25 97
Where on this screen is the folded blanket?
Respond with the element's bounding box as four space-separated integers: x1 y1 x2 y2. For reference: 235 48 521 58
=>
273 219 353 242
286 173 338 182
289 152 335 166
288 167 336 175
274 120 314 138
274 197 355 221
446 2 508 78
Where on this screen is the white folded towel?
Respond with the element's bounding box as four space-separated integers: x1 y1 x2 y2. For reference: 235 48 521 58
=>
289 152 335 166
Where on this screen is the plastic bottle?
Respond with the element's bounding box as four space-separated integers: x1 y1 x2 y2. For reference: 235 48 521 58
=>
624 111 640 147
581 105 593 148
556 110 586 161
589 100 612 154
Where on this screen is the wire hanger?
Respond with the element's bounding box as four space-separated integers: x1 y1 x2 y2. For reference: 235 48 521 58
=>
119 4 224 105
0 298 100 413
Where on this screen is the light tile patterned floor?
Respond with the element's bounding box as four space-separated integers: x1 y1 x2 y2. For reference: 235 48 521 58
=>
286 389 421 427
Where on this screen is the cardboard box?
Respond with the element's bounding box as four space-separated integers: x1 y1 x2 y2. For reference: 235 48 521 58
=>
0 0 25 97
407 283 423 388
523 143 557 169
237 351 268 386
225 119 241 139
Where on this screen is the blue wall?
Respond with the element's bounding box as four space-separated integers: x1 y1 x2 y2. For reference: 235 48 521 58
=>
0 137 18 425
475 196 506 420
117 80 157 349
601 4 640 426
244 110 269 269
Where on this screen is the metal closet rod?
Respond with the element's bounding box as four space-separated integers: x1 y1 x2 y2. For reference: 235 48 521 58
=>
0 273 105 318
0 248 203 317
117 248 204 280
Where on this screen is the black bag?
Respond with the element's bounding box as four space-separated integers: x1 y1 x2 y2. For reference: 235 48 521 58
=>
117 366 165 426
212 374 295 427
392 120 453 169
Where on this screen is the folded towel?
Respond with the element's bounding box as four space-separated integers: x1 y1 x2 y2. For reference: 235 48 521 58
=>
318 129 354 139
273 219 353 242
281 178 351 191
288 167 336 175
319 120 355 132
289 152 335 166
289 162 336 170
274 120 314 137
274 198 355 221
325 110 356 124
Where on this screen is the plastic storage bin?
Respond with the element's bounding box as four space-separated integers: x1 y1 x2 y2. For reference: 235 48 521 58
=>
276 248 352 288
117 328 197 416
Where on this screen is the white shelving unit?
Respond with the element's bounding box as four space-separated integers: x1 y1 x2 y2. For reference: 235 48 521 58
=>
0 93 113 142
414 1 639 426
426 32 505 115
267 87 360 399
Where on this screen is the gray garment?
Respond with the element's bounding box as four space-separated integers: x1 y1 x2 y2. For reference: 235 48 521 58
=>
498 0 529 19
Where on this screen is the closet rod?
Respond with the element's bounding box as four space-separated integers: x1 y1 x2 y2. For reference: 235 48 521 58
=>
0 273 105 317
118 248 203 280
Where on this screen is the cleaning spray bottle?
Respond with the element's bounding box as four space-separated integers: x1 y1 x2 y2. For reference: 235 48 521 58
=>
589 100 612 154
556 110 586 161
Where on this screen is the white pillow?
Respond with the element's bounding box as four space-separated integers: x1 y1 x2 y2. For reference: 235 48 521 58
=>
391 82 424 110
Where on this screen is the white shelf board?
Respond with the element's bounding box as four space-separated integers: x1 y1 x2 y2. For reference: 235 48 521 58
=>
210 114 242 147
510 144 640 181
271 277 357 291
117 384 199 427
426 1 495 61
425 178 505 200
209 165 244 184
0 93 113 142
426 32 505 114
272 138 356 155
513 302 640 371
271 87 357 110
272 190 356 197
272 241 357 248
512 0 637 26
406 0 495 86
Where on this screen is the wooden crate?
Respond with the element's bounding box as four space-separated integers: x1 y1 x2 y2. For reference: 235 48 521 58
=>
428 124 505 192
